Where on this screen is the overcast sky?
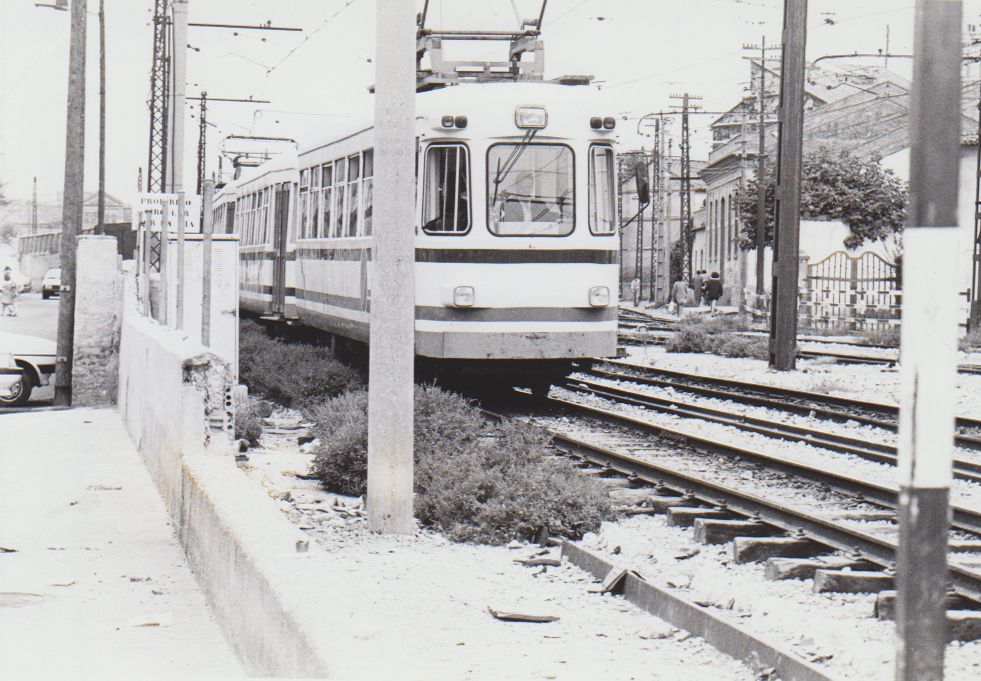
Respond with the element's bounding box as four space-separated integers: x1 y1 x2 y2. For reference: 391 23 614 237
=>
2 0 979 204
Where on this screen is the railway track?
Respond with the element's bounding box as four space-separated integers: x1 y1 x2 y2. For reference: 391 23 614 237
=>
501 393 981 608
592 359 981 448
615 313 981 374
562 374 981 484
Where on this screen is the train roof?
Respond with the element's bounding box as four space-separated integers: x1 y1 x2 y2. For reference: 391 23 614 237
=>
299 81 617 162
218 81 619 184
215 151 299 203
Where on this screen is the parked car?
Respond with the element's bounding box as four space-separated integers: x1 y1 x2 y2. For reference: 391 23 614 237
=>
42 268 61 299
0 333 56 407
0 354 24 405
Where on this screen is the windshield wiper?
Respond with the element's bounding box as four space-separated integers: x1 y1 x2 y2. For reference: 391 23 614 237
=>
492 129 538 205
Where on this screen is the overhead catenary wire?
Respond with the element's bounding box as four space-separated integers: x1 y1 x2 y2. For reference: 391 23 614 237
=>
264 0 361 77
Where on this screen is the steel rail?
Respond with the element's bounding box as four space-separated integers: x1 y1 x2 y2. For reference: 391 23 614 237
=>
564 377 981 484
547 395 981 536
549 430 981 605
597 360 981 447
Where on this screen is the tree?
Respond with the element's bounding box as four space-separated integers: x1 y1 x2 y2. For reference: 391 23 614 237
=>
0 183 12 245
735 148 908 250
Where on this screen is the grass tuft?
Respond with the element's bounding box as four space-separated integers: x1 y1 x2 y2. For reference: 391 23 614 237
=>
309 384 613 544
238 320 364 408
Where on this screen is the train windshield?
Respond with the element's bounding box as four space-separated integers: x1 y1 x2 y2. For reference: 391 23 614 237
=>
487 144 574 236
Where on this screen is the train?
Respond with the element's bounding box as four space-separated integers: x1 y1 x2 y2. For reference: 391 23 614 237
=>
214 81 622 392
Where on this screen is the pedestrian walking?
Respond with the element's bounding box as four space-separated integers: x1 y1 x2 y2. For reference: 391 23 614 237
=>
704 271 723 314
692 269 706 307
630 276 641 307
669 276 690 315
1 267 19 317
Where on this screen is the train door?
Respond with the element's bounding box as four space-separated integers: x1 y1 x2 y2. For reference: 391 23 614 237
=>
272 182 290 316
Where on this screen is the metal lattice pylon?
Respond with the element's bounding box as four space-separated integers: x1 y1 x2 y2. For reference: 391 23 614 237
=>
197 93 207 196
147 0 170 194
679 95 693 284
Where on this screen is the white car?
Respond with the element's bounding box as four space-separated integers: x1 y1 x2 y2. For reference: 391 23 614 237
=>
41 268 61 299
0 354 24 404
0 333 57 407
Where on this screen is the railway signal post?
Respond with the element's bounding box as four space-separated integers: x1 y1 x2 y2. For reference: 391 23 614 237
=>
367 0 416 534
896 1 962 679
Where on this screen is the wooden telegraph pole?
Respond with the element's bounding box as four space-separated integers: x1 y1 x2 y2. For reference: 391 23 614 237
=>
895 1 962 679
769 1 808 371
54 0 87 407
367 0 416 533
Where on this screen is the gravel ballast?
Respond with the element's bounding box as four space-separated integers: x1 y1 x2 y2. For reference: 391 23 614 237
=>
581 514 981 680
233 408 758 681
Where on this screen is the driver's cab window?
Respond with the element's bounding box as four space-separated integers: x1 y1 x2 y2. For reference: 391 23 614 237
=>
422 144 470 234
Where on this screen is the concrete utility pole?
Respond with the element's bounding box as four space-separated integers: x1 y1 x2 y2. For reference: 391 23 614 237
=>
367 0 416 534
97 0 106 234
895 2 962 679
169 0 188 330
55 0 86 407
201 179 214 346
634 151 647 297
769 2 808 371
971 76 981 331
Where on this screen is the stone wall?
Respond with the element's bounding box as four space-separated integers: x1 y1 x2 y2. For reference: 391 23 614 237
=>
72 236 123 406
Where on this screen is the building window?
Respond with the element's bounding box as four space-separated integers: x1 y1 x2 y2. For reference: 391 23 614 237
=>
719 197 729 256
422 144 470 234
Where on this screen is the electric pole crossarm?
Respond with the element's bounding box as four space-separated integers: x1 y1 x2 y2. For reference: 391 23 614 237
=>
188 22 302 32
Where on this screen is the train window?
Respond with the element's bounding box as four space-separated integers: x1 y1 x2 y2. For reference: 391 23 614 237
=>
311 167 321 240
321 164 333 238
348 154 361 237
334 159 347 237
362 149 374 236
262 188 271 244
422 144 470 234
298 170 310 239
486 143 574 236
588 145 616 235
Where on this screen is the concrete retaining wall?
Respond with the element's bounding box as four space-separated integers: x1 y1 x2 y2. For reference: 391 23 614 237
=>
73 236 122 406
19 251 60 290
117 272 333 677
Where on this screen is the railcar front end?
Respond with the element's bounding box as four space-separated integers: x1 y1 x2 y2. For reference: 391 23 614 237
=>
412 83 620 385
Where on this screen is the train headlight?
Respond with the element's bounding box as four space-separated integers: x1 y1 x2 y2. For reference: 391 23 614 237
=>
453 286 475 307
588 286 610 307
515 106 548 129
